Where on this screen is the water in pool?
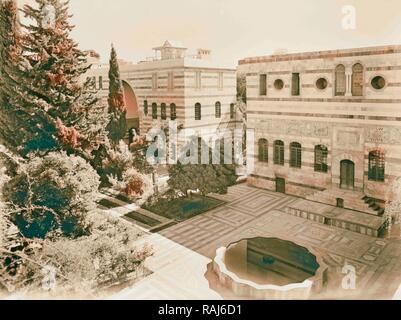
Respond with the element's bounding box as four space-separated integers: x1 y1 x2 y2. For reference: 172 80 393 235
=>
224 237 320 286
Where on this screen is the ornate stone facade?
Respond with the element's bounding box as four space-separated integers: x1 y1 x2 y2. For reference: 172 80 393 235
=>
238 45 401 210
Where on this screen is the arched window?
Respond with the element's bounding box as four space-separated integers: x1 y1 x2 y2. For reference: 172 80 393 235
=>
368 150 385 182
258 139 268 163
152 103 158 119
352 63 364 96
195 103 201 120
314 145 328 173
170 103 177 120
144 100 148 116
215 102 221 118
274 140 285 166
161 103 167 120
335 64 346 96
290 142 302 168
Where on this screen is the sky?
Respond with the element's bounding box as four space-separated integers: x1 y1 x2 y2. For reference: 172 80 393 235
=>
17 0 401 67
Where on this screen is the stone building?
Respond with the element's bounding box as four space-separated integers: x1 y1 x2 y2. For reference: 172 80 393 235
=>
238 45 401 222
87 41 239 148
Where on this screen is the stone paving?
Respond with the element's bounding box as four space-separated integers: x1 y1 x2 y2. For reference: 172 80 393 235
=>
110 233 222 300
111 184 401 300
158 184 401 299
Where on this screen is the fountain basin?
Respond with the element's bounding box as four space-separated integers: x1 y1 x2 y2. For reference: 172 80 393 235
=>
212 237 328 300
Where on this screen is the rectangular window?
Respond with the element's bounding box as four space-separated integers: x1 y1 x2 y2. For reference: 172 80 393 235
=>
144 100 148 116
290 144 302 168
292 73 300 96
152 104 158 119
215 103 221 118
369 151 385 182
195 103 201 120
259 74 267 96
274 142 285 166
315 147 328 173
161 104 167 120
170 104 177 120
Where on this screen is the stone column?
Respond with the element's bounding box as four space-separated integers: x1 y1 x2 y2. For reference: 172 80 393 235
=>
345 70 353 97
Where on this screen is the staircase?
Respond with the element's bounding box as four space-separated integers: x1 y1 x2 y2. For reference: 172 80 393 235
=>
306 187 385 216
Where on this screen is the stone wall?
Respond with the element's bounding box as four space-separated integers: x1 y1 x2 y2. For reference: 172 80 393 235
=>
239 45 401 202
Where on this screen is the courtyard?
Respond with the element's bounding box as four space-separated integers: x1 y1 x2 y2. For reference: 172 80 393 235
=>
111 184 401 300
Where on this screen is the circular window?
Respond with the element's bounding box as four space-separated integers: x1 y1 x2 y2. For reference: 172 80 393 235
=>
274 79 284 90
371 76 386 90
316 78 328 90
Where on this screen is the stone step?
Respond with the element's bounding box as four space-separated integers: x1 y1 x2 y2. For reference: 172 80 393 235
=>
285 199 386 238
306 189 384 216
307 196 378 216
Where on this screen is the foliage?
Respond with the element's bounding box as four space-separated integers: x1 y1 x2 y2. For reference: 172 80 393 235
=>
0 0 108 157
106 45 127 145
0 213 153 296
0 0 29 153
106 142 154 204
168 163 234 197
1 151 100 239
0 0 153 298
129 135 155 175
168 138 237 197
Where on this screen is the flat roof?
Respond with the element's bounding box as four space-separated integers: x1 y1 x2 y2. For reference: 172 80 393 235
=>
239 44 401 65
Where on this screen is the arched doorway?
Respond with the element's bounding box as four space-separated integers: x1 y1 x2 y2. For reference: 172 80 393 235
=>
122 80 139 138
340 160 355 190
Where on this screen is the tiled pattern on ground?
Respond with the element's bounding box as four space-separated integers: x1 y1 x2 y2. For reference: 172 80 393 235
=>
158 184 401 299
110 233 222 300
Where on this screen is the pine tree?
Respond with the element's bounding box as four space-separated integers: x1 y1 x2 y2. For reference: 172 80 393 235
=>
106 45 127 145
0 0 30 152
0 0 108 157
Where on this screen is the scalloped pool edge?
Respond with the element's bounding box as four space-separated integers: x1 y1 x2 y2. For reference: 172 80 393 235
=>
212 243 328 300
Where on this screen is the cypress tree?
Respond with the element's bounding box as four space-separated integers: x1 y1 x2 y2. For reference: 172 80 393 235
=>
106 45 127 146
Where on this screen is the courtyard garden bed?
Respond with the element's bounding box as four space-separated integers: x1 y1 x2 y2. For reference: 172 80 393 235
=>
143 196 225 222
124 211 161 227
98 198 121 209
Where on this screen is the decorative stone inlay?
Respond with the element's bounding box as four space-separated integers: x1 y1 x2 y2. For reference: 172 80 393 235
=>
253 119 401 146
363 255 377 262
366 127 401 145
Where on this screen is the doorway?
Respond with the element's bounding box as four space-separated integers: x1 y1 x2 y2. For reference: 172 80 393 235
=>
340 160 355 190
276 178 286 194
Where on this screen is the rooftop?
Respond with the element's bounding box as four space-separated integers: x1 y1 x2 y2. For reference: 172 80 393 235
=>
152 40 187 50
239 44 401 65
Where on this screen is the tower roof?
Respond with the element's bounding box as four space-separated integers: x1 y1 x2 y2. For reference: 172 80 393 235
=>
153 40 187 50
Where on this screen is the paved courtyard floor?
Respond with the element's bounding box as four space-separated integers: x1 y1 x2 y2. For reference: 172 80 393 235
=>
112 184 401 300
